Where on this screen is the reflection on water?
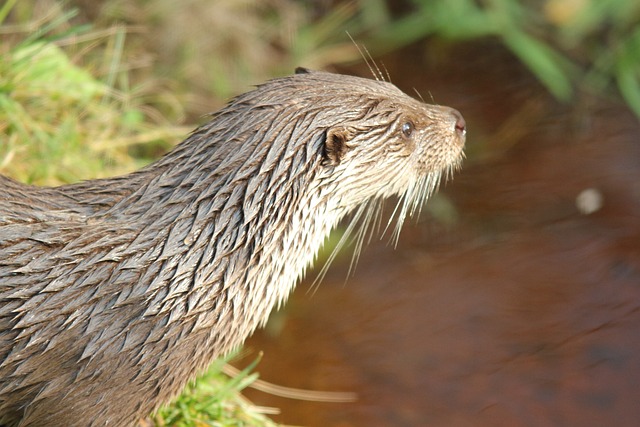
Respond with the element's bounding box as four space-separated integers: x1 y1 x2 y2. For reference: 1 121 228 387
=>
238 42 640 427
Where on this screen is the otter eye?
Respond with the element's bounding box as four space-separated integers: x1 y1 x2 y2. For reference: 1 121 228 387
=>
401 121 414 138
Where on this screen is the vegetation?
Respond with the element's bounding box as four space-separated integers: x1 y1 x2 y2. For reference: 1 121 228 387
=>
153 354 279 427
0 1 186 185
358 0 640 116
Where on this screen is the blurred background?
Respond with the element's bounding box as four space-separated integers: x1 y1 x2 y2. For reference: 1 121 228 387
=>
1 0 639 426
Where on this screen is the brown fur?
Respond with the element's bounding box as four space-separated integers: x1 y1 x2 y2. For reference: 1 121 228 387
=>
0 69 465 426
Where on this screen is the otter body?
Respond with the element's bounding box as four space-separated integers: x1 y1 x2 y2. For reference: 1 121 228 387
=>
0 69 465 426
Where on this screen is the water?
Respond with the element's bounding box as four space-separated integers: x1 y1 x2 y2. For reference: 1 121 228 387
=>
238 41 640 427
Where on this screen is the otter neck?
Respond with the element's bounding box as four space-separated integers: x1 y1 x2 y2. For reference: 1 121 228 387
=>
104 128 342 355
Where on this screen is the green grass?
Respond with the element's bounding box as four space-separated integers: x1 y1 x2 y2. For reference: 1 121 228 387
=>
153 355 279 427
0 3 185 185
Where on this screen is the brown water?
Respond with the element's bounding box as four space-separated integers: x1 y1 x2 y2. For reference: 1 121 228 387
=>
237 41 640 427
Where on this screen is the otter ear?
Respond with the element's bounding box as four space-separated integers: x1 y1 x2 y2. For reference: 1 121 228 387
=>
295 67 312 74
323 126 355 166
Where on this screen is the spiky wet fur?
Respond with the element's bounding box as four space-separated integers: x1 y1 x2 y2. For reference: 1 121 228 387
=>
0 70 464 426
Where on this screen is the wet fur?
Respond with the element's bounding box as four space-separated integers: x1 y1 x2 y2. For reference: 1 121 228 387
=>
0 69 465 426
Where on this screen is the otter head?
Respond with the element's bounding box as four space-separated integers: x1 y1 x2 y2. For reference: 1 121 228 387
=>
287 67 466 232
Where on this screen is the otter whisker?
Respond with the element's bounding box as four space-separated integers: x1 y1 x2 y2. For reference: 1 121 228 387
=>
346 32 385 82
380 61 391 83
380 162 413 242
309 201 368 295
310 196 386 292
348 198 385 278
391 171 443 246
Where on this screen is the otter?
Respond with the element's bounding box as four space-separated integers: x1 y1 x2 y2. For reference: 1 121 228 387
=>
0 68 466 426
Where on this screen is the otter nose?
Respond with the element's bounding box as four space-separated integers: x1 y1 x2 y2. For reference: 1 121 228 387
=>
451 108 466 138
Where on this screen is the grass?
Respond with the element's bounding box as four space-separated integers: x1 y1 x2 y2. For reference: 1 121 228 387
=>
0 2 185 185
153 354 279 427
